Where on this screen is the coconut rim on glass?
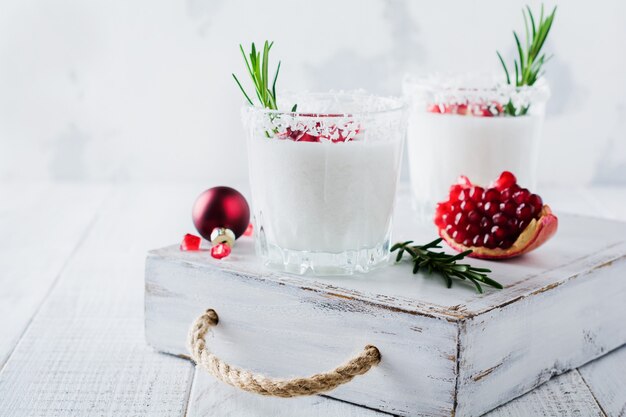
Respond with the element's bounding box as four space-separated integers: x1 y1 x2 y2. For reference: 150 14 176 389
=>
402 73 551 221
242 90 408 276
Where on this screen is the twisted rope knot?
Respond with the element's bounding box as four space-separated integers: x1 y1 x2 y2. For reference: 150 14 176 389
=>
187 308 381 397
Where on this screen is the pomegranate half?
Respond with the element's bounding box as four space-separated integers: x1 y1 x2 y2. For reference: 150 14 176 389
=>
434 171 558 259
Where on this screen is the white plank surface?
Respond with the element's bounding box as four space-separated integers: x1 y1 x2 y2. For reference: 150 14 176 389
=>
485 370 604 417
0 185 203 416
579 346 626 417
1 183 625 417
0 183 108 367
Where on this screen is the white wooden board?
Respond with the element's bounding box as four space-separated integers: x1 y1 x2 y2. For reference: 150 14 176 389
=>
146 191 626 417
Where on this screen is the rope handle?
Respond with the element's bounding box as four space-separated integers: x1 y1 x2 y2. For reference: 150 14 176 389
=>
187 308 381 397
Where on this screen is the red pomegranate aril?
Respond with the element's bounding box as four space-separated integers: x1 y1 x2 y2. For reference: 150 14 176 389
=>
469 186 484 202
453 229 467 244
434 211 445 227
483 189 501 202
501 201 517 217
468 210 482 224
472 234 482 246
528 194 543 212
500 238 515 249
446 224 456 236
507 218 518 231
460 200 475 212
210 243 231 259
466 223 480 237
483 233 498 249
492 213 508 226
492 171 517 191
484 201 499 216
518 219 529 232
513 188 530 205
449 185 464 201
454 212 468 228
516 203 534 221
480 216 492 231
180 233 201 251
491 225 507 241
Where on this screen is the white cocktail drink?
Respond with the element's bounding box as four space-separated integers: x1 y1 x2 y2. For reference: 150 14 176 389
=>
244 93 407 275
407 113 543 207
403 75 549 218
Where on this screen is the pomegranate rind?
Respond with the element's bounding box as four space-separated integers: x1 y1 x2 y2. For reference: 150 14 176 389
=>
439 205 558 259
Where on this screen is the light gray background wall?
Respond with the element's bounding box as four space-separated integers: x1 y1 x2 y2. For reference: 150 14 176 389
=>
1 0 625 186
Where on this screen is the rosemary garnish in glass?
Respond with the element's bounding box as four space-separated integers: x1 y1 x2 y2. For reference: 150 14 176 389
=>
497 4 556 116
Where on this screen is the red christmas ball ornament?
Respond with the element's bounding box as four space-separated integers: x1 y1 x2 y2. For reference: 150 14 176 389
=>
192 187 250 259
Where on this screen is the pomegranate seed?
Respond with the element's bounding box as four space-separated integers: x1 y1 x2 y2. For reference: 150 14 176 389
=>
211 243 231 259
449 185 464 201
483 234 497 249
501 201 517 217
468 210 481 223
466 223 480 237
491 171 517 191
480 216 492 231
457 189 468 202
528 194 543 213
244 223 254 236
454 212 468 228
492 213 508 226
491 225 507 241
434 211 445 228
483 189 501 202
513 188 530 205
460 200 475 212
434 171 547 251
180 233 201 251
469 186 484 202
500 239 515 249
518 219 529 232
484 201 499 216
516 203 533 221
453 229 467 244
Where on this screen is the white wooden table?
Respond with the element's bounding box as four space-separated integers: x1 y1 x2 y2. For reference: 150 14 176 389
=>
0 182 624 417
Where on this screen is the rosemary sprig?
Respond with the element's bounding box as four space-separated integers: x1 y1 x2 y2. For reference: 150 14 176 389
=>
391 238 503 294
232 41 297 112
497 4 556 116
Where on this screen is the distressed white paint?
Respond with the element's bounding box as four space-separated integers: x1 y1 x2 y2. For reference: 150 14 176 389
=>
457 255 626 416
145 192 626 417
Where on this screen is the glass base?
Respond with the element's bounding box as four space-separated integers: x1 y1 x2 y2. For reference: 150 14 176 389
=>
257 240 391 276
